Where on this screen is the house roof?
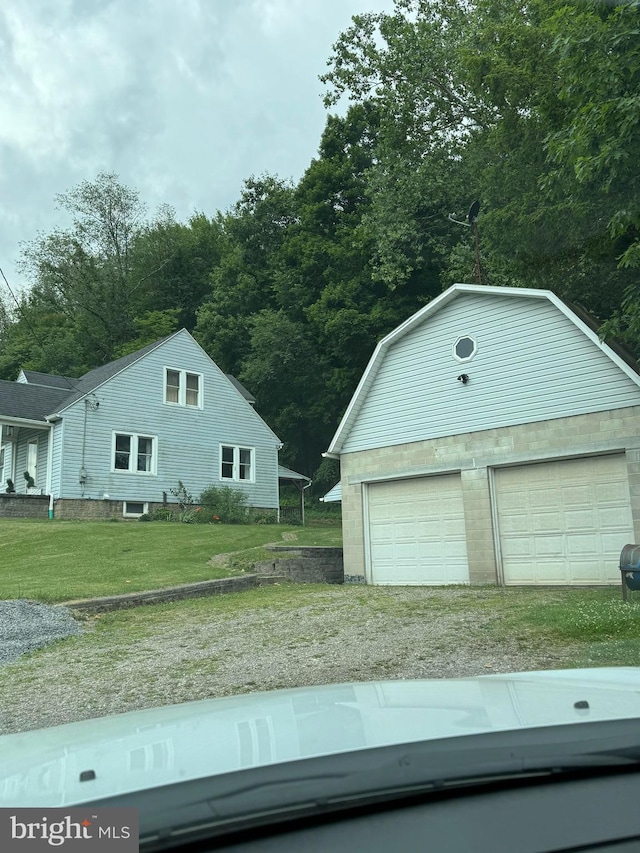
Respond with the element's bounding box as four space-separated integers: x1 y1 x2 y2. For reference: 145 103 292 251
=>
278 465 311 483
225 375 255 404
17 370 77 390
0 381 71 425
326 283 640 457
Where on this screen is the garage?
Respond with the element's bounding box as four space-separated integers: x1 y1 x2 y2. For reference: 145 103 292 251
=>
367 475 469 585
494 454 635 585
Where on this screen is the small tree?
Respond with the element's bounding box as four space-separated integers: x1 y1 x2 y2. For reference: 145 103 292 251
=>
169 480 197 523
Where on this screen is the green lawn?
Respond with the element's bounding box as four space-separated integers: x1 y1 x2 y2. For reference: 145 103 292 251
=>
0 519 342 603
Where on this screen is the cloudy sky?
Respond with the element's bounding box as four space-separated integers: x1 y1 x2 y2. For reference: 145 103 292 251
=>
0 0 394 293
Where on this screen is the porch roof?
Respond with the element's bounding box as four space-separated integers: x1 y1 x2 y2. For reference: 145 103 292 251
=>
0 381 70 424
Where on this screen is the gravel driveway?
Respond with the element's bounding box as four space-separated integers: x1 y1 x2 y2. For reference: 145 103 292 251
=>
0 586 574 735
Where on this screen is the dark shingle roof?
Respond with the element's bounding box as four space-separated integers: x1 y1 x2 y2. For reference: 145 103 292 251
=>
19 370 78 390
0 336 178 421
0 381 72 422
225 375 255 404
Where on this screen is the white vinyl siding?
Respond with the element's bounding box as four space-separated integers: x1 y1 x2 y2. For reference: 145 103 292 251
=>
220 445 254 482
494 455 634 585
343 294 640 453
0 446 4 488
164 367 202 409
367 475 469 585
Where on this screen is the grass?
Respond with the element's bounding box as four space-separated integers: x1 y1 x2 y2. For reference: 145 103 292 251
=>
0 518 342 603
496 587 640 667
330 584 640 665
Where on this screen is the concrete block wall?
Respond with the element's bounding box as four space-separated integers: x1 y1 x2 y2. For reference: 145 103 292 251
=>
0 494 50 519
340 405 640 584
53 499 169 521
255 546 344 584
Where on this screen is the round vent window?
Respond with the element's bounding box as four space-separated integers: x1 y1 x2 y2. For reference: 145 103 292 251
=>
453 336 477 362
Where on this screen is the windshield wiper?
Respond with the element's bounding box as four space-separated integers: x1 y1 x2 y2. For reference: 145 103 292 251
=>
81 717 640 851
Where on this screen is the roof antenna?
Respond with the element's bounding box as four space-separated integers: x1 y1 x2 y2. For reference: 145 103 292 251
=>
448 200 482 284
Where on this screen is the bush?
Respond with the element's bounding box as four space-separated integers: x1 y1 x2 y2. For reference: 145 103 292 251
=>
199 485 248 524
150 507 176 522
250 510 278 525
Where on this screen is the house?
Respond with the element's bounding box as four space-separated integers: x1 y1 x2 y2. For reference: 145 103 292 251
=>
0 329 289 520
320 482 341 503
325 283 640 586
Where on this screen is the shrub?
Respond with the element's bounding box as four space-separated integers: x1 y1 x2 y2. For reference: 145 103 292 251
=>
150 507 176 522
138 513 152 522
199 485 248 524
250 510 278 525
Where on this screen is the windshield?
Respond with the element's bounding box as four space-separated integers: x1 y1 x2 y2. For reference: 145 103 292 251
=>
1 0 640 837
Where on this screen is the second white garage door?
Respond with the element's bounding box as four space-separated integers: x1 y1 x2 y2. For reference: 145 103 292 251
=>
494 454 634 585
367 475 469 585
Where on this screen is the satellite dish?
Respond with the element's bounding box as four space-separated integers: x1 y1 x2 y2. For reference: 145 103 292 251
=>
467 200 480 224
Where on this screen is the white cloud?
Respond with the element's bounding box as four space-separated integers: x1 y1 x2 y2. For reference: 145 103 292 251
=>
0 0 395 290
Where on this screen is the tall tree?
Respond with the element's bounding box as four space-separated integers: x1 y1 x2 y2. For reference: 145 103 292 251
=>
18 173 152 367
194 176 296 373
321 0 640 354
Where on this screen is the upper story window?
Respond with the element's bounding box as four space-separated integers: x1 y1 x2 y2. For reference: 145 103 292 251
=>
113 433 157 475
453 335 477 362
165 368 202 408
220 445 254 482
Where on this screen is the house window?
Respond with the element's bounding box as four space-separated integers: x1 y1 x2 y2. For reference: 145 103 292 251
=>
164 368 202 408
453 335 477 362
113 433 157 474
123 501 148 518
220 445 254 482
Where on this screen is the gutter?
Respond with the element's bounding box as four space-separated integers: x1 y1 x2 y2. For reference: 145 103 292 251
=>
1 416 52 430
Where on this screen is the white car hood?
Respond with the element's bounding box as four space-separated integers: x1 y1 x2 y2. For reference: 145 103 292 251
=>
2 667 640 807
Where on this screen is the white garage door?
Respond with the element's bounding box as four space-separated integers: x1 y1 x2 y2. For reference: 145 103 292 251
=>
495 455 634 585
367 475 469 585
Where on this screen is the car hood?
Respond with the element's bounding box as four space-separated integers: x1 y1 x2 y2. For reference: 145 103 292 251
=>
2 667 640 807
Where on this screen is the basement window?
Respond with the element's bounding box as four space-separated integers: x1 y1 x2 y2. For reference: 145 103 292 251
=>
123 501 148 518
453 335 477 362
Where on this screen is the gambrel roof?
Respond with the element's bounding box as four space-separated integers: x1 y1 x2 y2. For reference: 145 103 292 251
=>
326 283 640 457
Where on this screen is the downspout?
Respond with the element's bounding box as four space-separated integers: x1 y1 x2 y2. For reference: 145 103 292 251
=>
9 428 17 485
302 480 312 526
46 424 54 519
